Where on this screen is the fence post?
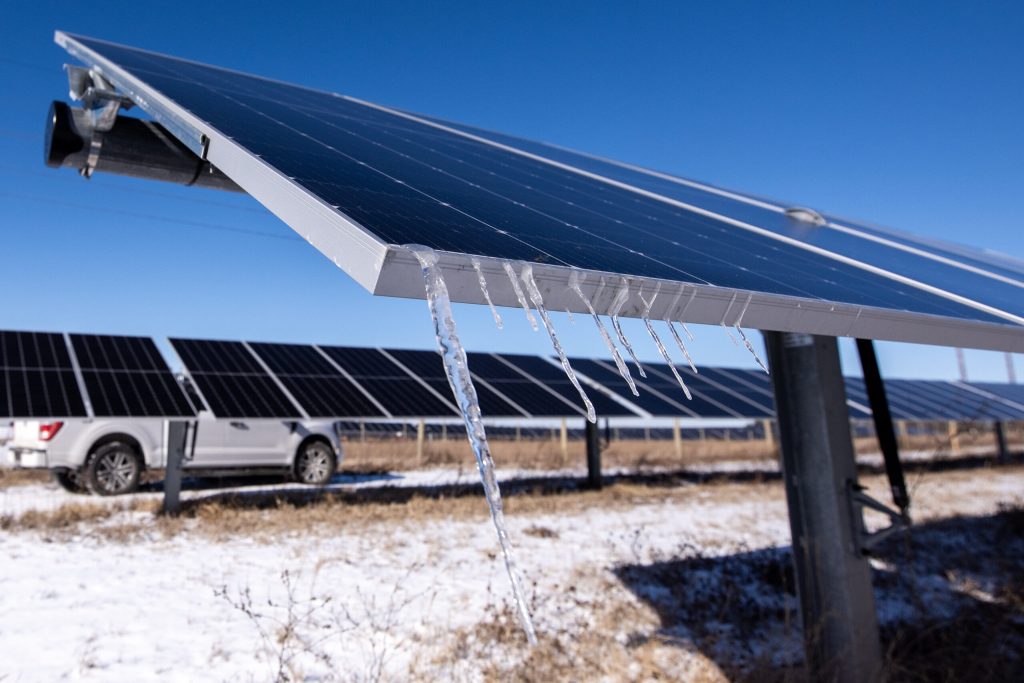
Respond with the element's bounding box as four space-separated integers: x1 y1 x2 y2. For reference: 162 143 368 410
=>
673 418 682 458
947 420 960 453
560 417 568 459
762 418 774 449
416 419 425 463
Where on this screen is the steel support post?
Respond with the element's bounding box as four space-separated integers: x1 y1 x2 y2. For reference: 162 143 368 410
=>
764 332 883 683
994 421 1009 462
585 419 602 490
161 420 190 516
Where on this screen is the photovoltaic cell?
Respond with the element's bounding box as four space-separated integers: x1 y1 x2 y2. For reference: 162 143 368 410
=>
55 33 1024 354
493 353 635 416
319 347 457 417
384 349 527 416
247 342 385 418
170 338 300 418
0 331 87 418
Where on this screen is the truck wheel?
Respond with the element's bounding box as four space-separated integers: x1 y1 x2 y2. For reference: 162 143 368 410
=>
53 469 89 494
294 440 336 486
85 441 142 496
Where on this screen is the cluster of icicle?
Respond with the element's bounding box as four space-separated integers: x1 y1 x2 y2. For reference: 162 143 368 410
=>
411 246 770 645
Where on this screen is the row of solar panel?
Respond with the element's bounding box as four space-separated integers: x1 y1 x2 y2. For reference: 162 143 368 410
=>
3 330 1023 422
0 331 194 418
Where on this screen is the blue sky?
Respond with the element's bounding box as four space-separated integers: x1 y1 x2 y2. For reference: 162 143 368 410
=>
1 0 1021 381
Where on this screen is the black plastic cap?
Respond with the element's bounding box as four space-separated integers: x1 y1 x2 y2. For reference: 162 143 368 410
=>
44 100 84 168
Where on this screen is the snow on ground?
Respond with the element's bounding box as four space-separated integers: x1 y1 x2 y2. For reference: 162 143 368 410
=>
1 463 1023 681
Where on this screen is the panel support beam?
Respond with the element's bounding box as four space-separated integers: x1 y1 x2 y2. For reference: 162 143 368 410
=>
585 419 602 490
764 332 883 683
856 338 910 514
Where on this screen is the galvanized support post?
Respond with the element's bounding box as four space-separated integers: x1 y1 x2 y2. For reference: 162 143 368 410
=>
585 419 602 489
764 332 883 683
994 421 1009 462
161 420 190 516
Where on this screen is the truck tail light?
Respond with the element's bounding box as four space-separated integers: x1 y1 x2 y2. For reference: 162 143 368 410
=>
39 421 64 442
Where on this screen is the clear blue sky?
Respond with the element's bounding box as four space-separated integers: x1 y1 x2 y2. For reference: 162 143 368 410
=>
1 0 1021 381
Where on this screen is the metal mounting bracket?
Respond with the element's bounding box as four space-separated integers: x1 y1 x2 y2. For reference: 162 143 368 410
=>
848 481 910 554
65 64 135 177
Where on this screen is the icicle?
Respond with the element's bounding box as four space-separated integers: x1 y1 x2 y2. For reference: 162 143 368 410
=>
677 287 697 341
609 279 647 378
406 245 537 645
844 307 864 337
732 293 769 374
565 308 575 324
502 260 538 331
666 320 699 374
720 292 740 346
471 258 503 330
569 270 639 397
521 263 596 422
640 284 692 400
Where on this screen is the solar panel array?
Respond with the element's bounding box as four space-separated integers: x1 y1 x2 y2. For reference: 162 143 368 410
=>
56 32 1024 354
0 331 193 418
2 329 1021 423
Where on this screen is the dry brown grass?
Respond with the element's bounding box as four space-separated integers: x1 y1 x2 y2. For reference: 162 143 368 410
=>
343 436 778 473
0 468 51 489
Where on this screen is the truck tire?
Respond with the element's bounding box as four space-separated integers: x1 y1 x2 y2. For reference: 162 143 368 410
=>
52 469 89 494
294 440 336 486
85 441 142 496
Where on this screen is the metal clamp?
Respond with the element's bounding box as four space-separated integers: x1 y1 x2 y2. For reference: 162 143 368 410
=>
65 65 136 177
848 481 910 554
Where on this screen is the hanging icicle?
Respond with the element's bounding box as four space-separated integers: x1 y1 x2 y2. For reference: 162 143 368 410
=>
569 269 639 397
609 279 647 378
471 257 503 330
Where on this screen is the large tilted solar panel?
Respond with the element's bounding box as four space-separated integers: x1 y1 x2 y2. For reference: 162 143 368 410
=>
69 334 195 417
169 338 301 418
0 331 87 418
56 33 1024 353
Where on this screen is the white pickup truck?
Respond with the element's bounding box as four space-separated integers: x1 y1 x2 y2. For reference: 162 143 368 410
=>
5 414 343 495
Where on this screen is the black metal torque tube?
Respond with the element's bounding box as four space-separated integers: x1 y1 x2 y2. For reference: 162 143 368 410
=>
45 101 243 192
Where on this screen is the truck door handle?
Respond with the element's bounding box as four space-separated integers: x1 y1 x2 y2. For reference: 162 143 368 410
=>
229 421 249 430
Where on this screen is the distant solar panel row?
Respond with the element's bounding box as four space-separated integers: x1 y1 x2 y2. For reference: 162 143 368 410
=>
0 331 193 418
3 329 1022 423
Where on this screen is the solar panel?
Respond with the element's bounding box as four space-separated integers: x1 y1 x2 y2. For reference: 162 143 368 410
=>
0 331 87 418
493 353 636 416
56 33 1024 353
384 349 528 417
247 342 386 418
170 338 301 418
318 347 457 417
69 334 195 417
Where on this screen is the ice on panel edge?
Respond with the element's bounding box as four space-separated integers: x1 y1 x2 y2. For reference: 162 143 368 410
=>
407 245 537 645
